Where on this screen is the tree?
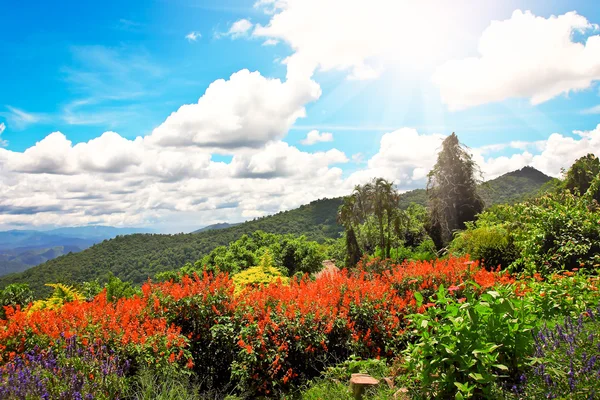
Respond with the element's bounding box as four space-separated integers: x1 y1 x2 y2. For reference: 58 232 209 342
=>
427 133 484 249
338 178 405 264
565 153 600 202
337 195 362 268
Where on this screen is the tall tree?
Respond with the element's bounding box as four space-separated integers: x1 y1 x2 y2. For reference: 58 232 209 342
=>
565 153 600 202
427 133 484 249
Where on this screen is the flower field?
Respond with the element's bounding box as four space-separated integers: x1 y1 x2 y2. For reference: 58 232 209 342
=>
1 255 599 398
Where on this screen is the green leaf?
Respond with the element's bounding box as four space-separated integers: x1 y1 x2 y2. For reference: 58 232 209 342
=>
493 364 509 371
414 291 423 306
468 372 486 382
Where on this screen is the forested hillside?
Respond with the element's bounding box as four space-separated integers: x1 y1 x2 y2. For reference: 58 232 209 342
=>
0 167 553 297
0 198 343 296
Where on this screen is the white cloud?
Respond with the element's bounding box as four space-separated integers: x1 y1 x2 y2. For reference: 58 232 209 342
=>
253 0 473 80
478 140 546 154
185 31 201 41
0 123 6 147
262 39 279 46
300 130 333 145
433 10 600 110
217 19 254 39
0 132 349 229
3 123 600 230
0 106 44 130
582 104 600 114
346 128 445 189
351 152 364 164
148 69 321 150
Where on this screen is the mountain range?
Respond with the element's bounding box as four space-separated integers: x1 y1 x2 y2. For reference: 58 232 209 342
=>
0 167 553 297
0 227 152 277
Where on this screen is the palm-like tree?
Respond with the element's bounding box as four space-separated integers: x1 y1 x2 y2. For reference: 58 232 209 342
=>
338 178 404 263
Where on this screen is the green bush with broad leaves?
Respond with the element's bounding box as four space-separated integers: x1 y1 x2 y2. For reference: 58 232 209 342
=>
404 285 537 399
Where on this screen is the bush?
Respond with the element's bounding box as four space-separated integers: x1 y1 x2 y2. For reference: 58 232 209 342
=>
450 220 518 270
404 285 536 399
0 336 130 399
232 251 290 291
520 310 600 399
450 191 600 275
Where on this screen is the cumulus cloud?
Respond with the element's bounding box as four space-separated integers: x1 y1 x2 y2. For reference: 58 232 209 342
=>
253 0 472 80
433 10 600 110
3 123 600 230
300 130 333 145
148 69 321 150
346 128 445 189
185 31 201 41
0 128 349 229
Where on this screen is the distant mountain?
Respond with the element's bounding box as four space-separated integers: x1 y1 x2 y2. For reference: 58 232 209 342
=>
0 167 553 297
193 222 240 234
46 226 152 239
0 226 153 277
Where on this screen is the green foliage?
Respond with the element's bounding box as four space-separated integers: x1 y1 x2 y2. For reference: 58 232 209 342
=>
0 283 33 318
509 192 600 274
323 237 346 267
427 133 484 249
0 283 33 308
565 153 600 201
450 187 600 275
405 285 536 399
105 273 139 302
81 279 103 301
128 369 201 400
450 218 519 270
200 231 325 277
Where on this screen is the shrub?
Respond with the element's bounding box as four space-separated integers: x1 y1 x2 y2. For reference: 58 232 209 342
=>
0 336 130 399
523 310 600 399
450 221 518 270
404 285 536 399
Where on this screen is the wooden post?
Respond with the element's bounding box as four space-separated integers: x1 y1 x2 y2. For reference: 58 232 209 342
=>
349 373 379 400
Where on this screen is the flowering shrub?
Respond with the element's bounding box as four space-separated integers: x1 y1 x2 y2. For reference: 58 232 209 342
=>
525 310 600 399
0 256 518 397
0 336 130 399
147 256 512 396
0 290 190 374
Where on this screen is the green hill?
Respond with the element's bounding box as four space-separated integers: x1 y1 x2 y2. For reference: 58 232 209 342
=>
0 167 553 297
0 198 343 297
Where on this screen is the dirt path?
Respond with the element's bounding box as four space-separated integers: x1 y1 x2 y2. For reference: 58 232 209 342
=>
315 260 340 279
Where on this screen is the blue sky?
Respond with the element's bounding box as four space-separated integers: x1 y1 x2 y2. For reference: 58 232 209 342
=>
1 0 600 232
